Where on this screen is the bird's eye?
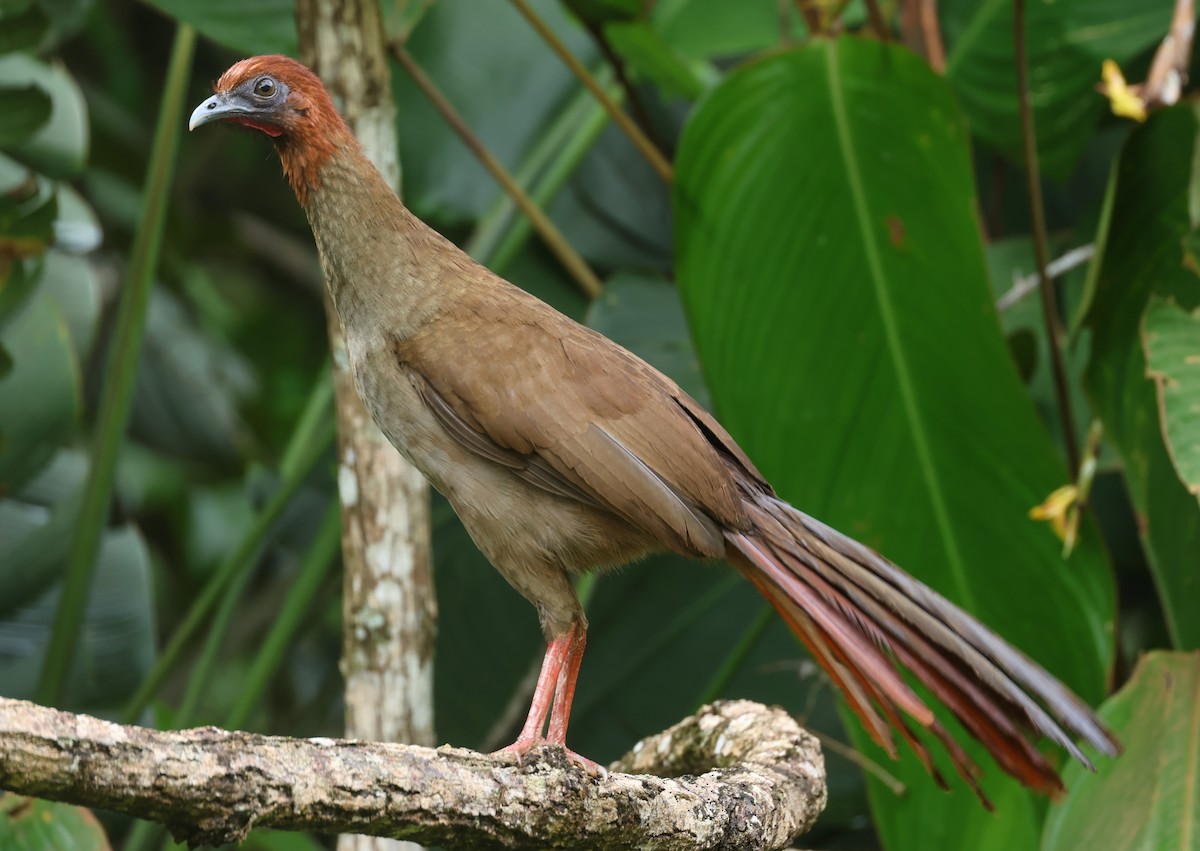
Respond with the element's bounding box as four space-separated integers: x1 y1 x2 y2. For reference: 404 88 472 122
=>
254 77 277 98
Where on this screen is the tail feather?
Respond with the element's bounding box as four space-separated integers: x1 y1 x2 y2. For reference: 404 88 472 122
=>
739 552 958 796
725 481 1120 800
789 507 1119 760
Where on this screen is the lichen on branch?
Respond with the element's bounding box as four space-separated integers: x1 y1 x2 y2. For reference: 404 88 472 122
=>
0 698 825 850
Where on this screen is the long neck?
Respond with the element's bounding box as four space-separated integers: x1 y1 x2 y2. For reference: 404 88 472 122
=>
294 144 451 340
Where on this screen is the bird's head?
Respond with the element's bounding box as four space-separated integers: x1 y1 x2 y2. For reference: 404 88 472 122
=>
190 55 355 203
190 55 335 138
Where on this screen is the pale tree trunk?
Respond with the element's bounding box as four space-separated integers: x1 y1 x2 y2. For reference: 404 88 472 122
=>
295 3 436 851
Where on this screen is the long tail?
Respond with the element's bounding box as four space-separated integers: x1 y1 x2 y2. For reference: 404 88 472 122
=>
725 482 1120 808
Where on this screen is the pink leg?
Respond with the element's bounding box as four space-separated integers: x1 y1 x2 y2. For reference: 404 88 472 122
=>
493 621 605 774
493 630 571 755
548 623 604 774
546 624 585 744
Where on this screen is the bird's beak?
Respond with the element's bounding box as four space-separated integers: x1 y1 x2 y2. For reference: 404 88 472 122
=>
189 93 244 131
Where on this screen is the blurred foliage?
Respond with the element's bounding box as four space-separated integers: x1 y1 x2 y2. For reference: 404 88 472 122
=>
1042 651 1200 851
0 0 1194 849
0 794 112 851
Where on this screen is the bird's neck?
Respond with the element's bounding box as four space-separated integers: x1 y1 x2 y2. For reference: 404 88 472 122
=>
296 144 450 340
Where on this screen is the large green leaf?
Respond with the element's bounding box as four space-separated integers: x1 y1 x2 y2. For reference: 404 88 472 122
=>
0 53 87 178
141 0 295 55
0 795 111 851
0 5 50 55
396 0 599 222
0 448 86 617
653 0 805 59
0 291 80 493
1142 298 1200 496
0 524 155 707
675 36 1115 848
0 85 51 146
943 0 1173 176
1042 651 1200 851
1083 105 1200 650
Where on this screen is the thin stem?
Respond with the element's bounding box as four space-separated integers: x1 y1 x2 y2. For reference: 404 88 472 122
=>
464 80 608 265
508 0 673 184
391 44 604 300
864 0 890 41
1013 0 1080 471
995 244 1096 312
583 19 660 151
693 605 775 708
35 24 196 707
119 372 335 725
173 552 259 728
920 0 946 72
489 101 611 276
812 729 906 796
794 0 823 34
226 501 341 729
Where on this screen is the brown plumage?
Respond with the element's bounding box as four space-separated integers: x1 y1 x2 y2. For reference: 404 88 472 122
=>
190 55 1120 801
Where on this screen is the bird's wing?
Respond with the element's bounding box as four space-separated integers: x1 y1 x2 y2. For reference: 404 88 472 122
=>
393 284 763 557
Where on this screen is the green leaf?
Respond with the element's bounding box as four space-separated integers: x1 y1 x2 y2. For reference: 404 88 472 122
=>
1142 298 1200 497
240 830 325 851
604 20 711 100
0 4 50 54
943 0 1174 176
1083 104 1200 650
986 237 1093 451
675 36 1115 847
0 524 155 707
0 172 56 256
0 448 86 617
565 0 642 27
128 289 255 463
0 291 80 493
0 54 88 177
0 795 111 850
653 0 804 60
1042 651 1199 851
34 0 96 49
141 0 295 55
397 0 600 222
0 259 41 328
0 84 51 145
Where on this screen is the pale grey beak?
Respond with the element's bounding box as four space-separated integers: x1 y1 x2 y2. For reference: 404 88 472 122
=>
189 93 243 131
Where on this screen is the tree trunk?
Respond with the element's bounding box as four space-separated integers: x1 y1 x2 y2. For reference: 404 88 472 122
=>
295 3 436 850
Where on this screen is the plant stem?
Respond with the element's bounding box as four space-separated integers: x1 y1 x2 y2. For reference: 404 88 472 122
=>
693 604 774 708
392 43 604 299
582 19 660 151
508 0 672 184
226 501 341 729
488 100 611 277
35 24 196 707
119 371 335 725
1013 0 1080 471
464 80 605 264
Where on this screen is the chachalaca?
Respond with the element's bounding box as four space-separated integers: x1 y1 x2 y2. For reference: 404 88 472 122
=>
190 55 1119 804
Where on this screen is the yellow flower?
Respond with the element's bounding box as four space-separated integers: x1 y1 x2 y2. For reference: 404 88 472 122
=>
1100 60 1147 122
1030 484 1080 555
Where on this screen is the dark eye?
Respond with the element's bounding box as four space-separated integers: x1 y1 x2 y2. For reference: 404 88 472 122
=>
254 77 276 98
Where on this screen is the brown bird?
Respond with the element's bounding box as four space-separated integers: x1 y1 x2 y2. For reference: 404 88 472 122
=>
190 55 1119 804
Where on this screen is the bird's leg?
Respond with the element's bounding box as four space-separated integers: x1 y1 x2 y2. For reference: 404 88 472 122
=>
495 629 571 755
493 620 604 774
545 622 585 744
545 622 604 774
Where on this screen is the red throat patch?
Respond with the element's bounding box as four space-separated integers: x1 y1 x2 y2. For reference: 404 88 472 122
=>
231 116 284 137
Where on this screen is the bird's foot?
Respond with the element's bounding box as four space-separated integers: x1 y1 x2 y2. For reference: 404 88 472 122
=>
491 738 607 777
